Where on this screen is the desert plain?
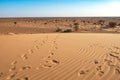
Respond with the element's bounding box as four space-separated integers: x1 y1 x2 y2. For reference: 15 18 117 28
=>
0 17 120 80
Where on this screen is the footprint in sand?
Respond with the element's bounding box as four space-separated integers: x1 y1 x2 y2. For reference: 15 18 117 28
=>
47 56 51 58
115 68 120 74
42 40 45 44
47 52 54 58
34 45 39 49
15 77 29 80
96 65 102 71
11 61 17 65
0 72 4 77
15 78 20 80
9 66 16 72
51 59 60 64
111 51 119 54
23 77 29 80
39 63 52 69
19 65 31 71
55 46 58 49
42 64 52 68
38 60 53 69
113 46 120 49
94 60 99 64
104 59 112 63
95 65 105 76
27 49 33 54
50 52 54 56
21 54 28 60
108 53 119 58
6 72 17 80
78 70 89 76
98 71 104 77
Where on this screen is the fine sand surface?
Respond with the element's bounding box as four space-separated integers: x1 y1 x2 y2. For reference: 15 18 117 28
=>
0 33 120 80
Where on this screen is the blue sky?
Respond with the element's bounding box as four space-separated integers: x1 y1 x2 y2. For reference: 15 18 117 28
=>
0 0 120 17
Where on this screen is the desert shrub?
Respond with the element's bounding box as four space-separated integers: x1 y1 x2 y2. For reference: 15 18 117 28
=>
55 28 62 32
73 20 76 22
98 20 104 23
73 22 79 31
93 23 96 25
63 29 72 33
14 22 17 25
118 23 120 26
98 20 105 25
108 22 117 28
74 25 79 31
44 22 47 24
82 20 85 23
74 22 79 25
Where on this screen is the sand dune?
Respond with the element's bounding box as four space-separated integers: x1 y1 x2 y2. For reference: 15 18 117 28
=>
0 33 120 80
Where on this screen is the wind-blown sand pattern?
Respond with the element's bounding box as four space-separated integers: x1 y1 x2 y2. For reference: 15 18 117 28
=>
0 33 120 80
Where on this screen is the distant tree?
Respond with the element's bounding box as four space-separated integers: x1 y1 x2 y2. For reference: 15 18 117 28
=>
74 22 79 25
93 23 96 25
82 20 85 23
14 22 17 25
98 20 105 25
44 22 47 25
55 28 62 32
14 22 17 27
73 20 76 22
108 22 117 28
73 22 79 31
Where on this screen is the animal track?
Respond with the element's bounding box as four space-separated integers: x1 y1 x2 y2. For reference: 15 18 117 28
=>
27 49 34 54
78 70 89 76
9 66 16 72
3 35 61 79
93 46 120 77
98 70 104 77
52 59 60 64
19 65 31 71
21 54 28 60
11 61 17 65
6 72 17 80
94 60 99 64
0 72 4 77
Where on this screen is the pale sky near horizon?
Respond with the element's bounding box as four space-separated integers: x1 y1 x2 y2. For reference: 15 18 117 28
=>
0 0 120 17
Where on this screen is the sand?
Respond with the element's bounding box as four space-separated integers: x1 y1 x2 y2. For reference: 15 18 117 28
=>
0 33 120 80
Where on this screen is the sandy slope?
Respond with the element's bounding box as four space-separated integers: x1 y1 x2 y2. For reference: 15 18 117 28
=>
0 33 120 80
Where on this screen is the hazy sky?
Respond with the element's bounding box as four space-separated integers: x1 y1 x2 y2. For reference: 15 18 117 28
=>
0 0 120 17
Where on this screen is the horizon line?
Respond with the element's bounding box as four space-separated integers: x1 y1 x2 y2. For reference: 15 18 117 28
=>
0 16 120 18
